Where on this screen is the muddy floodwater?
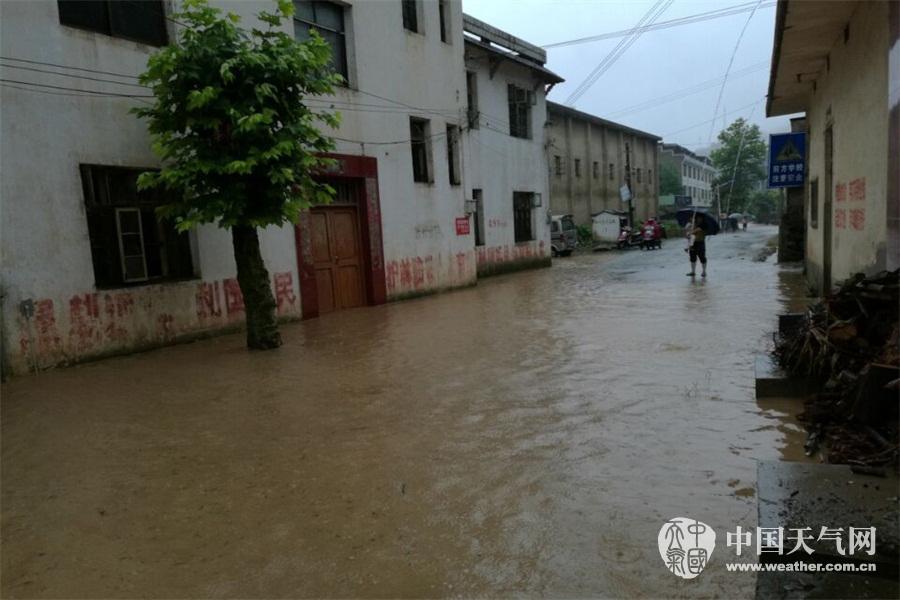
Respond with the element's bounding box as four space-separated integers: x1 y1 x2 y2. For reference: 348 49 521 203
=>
2 225 811 598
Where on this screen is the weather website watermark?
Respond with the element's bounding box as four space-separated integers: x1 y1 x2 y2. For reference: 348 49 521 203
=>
658 517 877 580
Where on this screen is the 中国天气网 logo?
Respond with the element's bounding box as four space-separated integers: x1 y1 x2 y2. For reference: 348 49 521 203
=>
658 517 716 579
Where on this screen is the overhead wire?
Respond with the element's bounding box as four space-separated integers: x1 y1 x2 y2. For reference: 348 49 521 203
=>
542 1 776 49
564 0 673 106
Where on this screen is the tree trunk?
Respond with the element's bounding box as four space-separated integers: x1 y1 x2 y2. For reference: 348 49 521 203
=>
231 225 282 349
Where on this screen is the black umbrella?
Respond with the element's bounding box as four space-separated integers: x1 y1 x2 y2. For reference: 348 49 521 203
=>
675 208 720 235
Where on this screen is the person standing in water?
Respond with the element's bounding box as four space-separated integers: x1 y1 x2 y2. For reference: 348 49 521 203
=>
686 217 707 277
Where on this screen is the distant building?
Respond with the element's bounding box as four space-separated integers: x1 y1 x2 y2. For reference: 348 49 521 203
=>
766 0 899 293
658 143 718 208
546 102 660 227
462 15 563 276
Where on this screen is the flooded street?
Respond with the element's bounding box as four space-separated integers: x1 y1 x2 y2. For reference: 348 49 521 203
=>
2 225 809 598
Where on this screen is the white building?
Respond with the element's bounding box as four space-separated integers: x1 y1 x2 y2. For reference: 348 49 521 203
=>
659 143 717 208
0 0 557 375
461 15 562 275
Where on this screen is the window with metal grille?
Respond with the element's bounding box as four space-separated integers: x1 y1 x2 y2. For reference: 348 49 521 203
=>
57 0 167 46
438 0 450 42
410 117 432 183
294 1 348 81
473 189 485 246
507 84 532 139
80 165 194 287
402 0 418 32
446 125 461 185
513 192 534 242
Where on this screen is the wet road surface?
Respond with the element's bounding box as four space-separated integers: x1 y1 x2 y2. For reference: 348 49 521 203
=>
2 225 809 598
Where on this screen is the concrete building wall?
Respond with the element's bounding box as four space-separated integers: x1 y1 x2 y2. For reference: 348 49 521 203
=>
0 0 469 375
803 1 890 292
462 49 552 275
546 103 659 227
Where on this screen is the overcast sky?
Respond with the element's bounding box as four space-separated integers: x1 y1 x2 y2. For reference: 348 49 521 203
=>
462 0 795 153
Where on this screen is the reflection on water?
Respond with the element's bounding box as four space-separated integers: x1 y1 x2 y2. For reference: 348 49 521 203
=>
2 227 806 598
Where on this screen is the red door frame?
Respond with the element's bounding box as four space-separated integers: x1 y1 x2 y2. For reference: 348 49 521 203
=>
294 154 386 319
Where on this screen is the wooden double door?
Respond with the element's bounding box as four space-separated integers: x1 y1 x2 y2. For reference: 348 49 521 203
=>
309 205 365 314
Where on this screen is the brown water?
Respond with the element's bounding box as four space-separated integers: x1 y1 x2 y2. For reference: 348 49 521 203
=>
2 226 812 598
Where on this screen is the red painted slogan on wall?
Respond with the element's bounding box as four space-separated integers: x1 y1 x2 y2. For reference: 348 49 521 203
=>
834 178 865 230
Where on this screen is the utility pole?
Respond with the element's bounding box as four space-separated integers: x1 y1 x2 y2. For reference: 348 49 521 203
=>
625 142 634 226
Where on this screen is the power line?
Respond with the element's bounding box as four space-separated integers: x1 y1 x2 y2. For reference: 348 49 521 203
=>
564 0 673 106
564 0 665 104
542 1 776 49
707 0 764 145
0 55 141 80
663 97 764 138
0 78 153 98
605 61 768 118
0 62 149 89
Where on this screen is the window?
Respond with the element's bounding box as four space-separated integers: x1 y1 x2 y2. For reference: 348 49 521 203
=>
574 159 581 178
294 1 348 80
466 71 479 129
401 0 418 32
608 163 614 180
648 169 652 184
513 192 534 242
473 189 485 246
809 178 819 228
438 0 450 43
80 165 194 287
446 124 460 185
636 168 642 183
593 161 599 179
554 155 562 176
507 84 533 139
409 117 432 183
57 0 167 46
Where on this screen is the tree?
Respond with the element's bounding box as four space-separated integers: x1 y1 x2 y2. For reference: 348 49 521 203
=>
709 118 767 214
747 189 781 224
134 0 341 349
659 161 682 196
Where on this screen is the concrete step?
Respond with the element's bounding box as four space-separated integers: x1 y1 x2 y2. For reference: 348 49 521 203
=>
755 461 899 600
755 354 808 399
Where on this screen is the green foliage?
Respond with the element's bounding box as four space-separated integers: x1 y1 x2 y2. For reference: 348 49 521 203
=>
747 189 781 224
658 161 682 196
710 118 767 214
660 220 684 239
133 0 342 230
576 224 592 246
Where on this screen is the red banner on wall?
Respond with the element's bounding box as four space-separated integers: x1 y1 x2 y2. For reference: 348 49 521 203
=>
455 217 470 236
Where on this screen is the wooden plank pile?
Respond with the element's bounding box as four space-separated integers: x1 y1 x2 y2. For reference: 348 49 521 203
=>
774 269 899 469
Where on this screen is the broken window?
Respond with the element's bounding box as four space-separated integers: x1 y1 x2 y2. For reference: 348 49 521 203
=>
57 0 167 46
473 189 485 246
446 124 460 185
513 192 534 242
80 165 194 287
507 84 533 139
410 117 432 183
438 0 450 43
465 71 479 129
294 1 348 81
401 0 418 32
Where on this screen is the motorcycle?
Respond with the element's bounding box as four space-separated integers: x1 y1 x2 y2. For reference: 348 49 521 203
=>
640 223 662 250
616 226 643 249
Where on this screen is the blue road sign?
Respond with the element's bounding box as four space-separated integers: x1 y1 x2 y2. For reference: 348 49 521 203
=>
768 133 806 188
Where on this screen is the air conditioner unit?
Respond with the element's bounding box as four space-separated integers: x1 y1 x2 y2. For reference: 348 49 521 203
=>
464 199 478 215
